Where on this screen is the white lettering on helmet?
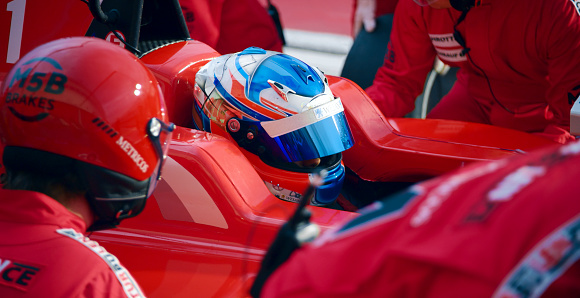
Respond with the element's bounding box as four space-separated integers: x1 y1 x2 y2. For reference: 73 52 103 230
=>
116 136 149 173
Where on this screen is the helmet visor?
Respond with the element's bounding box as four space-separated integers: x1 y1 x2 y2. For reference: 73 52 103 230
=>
259 111 353 162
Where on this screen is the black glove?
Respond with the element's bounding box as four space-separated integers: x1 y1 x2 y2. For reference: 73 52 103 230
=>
249 212 307 298
250 175 322 298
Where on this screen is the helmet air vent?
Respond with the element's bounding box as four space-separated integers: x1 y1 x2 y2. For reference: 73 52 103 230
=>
291 64 313 84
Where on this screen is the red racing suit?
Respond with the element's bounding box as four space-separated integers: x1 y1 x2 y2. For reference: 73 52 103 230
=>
262 140 580 297
0 189 144 297
179 0 283 54
366 0 580 143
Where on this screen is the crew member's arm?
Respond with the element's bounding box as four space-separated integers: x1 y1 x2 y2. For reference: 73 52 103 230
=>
180 0 224 50
353 0 377 36
365 0 436 117
539 0 580 143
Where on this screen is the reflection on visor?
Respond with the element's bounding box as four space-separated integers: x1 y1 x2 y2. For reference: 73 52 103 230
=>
261 98 344 137
259 111 354 162
146 117 175 198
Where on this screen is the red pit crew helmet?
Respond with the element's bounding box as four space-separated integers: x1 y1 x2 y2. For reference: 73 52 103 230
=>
193 47 354 206
0 37 174 231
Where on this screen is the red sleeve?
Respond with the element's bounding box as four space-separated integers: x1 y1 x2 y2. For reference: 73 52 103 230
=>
364 0 436 117
260 249 318 297
261 142 580 297
536 0 580 143
81 270 141 298
215 0 283 54
180 0 224 49
376 0 399 16
180 0 281 54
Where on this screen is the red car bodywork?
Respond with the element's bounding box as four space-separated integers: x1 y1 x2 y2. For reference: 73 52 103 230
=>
0 1 556 296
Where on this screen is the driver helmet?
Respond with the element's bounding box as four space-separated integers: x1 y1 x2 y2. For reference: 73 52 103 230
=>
0 37 174 230
193 47 354 206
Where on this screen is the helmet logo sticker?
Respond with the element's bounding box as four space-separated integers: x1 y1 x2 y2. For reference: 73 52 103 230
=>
5 57 65 122
105 30 126 49
6 107 49 122
92 117 119 138
116 136 149 173
264 181 302 203
8 57 67 94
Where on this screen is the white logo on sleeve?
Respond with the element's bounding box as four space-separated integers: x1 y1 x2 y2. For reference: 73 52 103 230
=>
56 229 145 298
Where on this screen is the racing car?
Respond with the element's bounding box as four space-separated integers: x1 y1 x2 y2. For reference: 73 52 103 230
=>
0 0 558 296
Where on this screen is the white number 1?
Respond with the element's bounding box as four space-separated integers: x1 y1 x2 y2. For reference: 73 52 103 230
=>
6 0 26 64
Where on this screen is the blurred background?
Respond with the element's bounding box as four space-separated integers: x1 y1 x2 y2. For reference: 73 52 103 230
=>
265 0 354 76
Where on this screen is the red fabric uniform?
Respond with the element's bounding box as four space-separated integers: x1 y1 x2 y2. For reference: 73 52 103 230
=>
366 0 580 144
180 0 283 54
352 0 399 19
0 189 144 297
262 140 580 297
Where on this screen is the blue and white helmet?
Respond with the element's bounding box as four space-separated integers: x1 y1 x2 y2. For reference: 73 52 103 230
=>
193 47 354 163
193 47 355 206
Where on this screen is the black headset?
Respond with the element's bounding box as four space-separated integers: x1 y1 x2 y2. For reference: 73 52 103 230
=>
450 0 476 12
